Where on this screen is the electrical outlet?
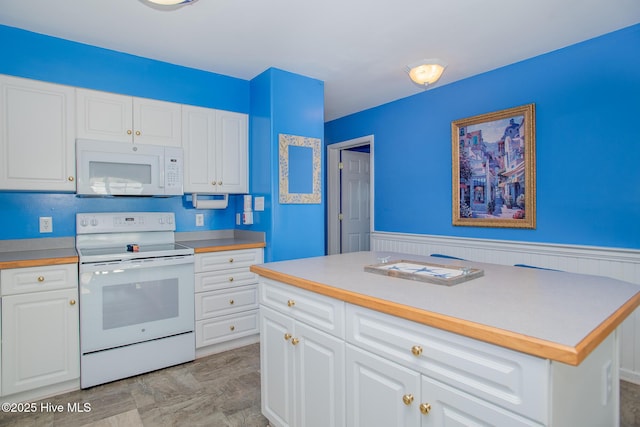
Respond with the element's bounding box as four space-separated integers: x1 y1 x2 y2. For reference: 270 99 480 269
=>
39 216 53 233
195 213 204 227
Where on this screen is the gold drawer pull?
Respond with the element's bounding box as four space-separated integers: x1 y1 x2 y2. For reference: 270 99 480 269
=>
411 345 423 356
402 394 414 405
228 277 234 282
135 130 141 136
287 299 295 307
37 276 45 282
69 299 76 306
230 325 235 331
68 176 74 182
419 402 432 415
228 258 234 263
284 333 292 341
229 299 235 305
127 129 132 135
291 337 300 346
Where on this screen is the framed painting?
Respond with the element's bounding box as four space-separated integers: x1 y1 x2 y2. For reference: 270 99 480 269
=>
452 103 536 228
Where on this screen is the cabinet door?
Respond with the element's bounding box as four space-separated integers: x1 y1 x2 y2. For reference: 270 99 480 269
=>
0 75 76 191
182 105 216 193
346 344 421 427
420 376 543 427
2 288 79 395
295 322 345 427
133 97 181 147
215 110 248 193
261 306 296 427
76 88 133 143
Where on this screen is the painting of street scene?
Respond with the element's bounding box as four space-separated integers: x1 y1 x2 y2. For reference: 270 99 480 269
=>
452 104 536 229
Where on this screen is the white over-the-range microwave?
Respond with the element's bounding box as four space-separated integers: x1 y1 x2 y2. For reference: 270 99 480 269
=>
76 139 184 196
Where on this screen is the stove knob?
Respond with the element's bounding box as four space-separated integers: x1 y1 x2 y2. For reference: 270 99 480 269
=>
90 218 98 226
79 218 88 227
159 217 165 224
167 216 173 224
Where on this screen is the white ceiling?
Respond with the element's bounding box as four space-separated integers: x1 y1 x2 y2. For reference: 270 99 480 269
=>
1 0 639 121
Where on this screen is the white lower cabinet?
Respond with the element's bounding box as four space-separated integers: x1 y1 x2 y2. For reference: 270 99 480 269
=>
1 264 79 399
195 248 263 355
259 279 620 427
260 305 345 427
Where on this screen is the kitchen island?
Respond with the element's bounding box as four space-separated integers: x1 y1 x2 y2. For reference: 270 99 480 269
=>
251 251 640 427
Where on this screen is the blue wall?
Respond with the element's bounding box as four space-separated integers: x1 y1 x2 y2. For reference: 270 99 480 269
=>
245 68 325 262
0 25 250 239
325 24 640 250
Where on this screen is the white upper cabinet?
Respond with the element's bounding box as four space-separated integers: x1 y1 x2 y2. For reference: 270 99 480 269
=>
0 75 76 191
76 88 182 147
182 105 248 194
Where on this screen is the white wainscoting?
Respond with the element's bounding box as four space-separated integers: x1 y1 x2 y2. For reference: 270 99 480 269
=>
371 231 640 384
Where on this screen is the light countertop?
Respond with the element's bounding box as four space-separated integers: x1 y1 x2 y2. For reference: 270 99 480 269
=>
251 251 640 365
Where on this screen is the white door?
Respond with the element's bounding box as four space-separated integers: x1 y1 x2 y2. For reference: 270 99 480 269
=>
0 75 76 191
341 150 370 252
182 105 216 193
76 88 133 143
295 322 346 427
2 288 79 395
133 97 182 147
260 306 296 427
346 344 421 427
216 110 248 193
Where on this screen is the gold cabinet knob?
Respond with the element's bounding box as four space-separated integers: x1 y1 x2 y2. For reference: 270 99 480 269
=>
228 277 234 282
419 402 432 415
37 276 45 282
411 345 423 356
68 176 75 182
218 181 222 185
402 394 414 406
291 337 300 346
69 299 76 306
284 333 292 341
287 299 295 307
228 258 234 263
229 299 235 305
230 325 235 331
135 130 141 136
211 181 216 186
127 129 132 135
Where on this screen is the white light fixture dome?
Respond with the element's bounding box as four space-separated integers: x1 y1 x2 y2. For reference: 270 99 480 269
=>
143 0 198 8
406 59 447 88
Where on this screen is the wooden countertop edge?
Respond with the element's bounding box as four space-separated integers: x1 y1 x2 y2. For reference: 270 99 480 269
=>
0 256 79 269
250 265 640 366
193 242 266 253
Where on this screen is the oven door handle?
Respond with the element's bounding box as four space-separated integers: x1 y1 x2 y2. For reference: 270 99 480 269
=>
80 255 194 273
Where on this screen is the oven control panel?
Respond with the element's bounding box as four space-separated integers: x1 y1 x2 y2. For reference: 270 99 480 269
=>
76 212 176 234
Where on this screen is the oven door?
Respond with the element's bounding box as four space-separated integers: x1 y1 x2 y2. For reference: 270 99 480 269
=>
79 255 194 354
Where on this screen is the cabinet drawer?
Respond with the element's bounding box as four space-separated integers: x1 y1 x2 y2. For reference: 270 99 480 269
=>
196 310 259 348
1 264 78 296
195 268 258 293
260 279 345 339
346 304 548 423
195 249 263 273
195 285 258 320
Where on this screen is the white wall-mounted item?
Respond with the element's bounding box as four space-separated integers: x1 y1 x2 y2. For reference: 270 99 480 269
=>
192 193 229 209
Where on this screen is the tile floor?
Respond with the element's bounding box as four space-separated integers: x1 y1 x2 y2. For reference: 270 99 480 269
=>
1 343 639 426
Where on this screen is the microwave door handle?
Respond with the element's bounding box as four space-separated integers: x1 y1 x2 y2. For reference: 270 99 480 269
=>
158 164 165 188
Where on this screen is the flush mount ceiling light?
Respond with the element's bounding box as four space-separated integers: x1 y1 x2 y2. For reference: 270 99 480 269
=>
143 0 198 9
406 59 447 88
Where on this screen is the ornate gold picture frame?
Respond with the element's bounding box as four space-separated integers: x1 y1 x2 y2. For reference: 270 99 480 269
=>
452 104 536 228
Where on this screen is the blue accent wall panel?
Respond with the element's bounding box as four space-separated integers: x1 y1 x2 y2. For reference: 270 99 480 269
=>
0 25 249 112
326 24 640 250
245 68 324 262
